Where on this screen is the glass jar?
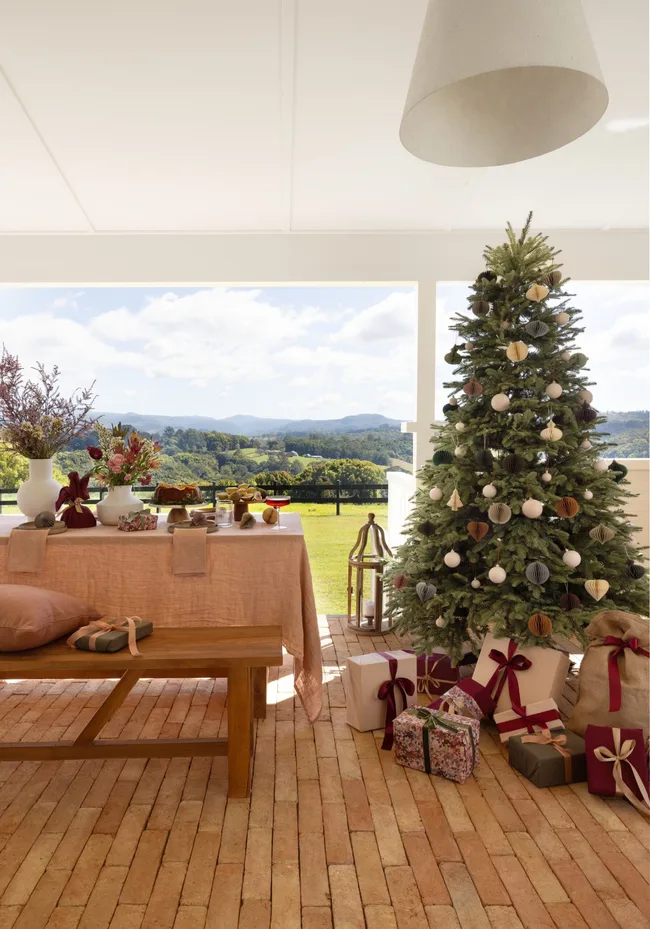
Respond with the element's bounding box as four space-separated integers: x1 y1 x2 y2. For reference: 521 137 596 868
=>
215 501 234 527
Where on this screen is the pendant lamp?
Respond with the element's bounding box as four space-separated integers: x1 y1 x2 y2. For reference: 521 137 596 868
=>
399 0 608 167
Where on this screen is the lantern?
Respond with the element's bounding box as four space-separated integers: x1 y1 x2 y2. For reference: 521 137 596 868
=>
347 512 394 635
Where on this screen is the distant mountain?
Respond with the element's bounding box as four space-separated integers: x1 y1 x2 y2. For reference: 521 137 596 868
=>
97 411 402 436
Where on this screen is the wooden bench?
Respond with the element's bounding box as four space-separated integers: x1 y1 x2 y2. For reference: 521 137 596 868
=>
0 626 283 798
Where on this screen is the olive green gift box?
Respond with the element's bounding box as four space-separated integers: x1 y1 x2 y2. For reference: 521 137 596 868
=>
70 619 153 653
508 728 587 787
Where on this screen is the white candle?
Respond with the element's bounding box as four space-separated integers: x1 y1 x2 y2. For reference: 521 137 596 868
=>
362 599 375 619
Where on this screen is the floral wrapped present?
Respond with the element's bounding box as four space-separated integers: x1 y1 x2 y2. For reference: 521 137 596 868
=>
472 633 570 714
67 616 152 656
585 725 650 816
494 698 563 743
404 649 459 698
393 706 480 783
509 728 586 787
118 509 159 532
344 650 417 748
429 678 495 721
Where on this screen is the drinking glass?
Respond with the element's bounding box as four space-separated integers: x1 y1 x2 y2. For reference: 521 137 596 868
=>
264 495 291 530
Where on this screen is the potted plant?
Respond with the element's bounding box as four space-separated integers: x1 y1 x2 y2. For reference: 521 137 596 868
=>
88 423 162 525
0 348 96 518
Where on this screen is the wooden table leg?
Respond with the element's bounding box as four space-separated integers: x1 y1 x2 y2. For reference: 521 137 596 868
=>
75 670 141 744
227 666 253 798
253 666 268 719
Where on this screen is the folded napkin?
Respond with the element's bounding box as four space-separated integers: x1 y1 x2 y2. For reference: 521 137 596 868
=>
173 526 207 576
7 528 49 573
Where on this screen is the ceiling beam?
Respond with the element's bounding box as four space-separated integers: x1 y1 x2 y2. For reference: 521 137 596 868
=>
279 0 297 232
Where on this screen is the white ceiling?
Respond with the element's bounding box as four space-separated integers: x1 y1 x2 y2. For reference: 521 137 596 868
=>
0 0 646 233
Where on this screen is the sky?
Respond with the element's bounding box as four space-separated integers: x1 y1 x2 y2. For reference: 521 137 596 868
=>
0 280 646 426
435 281 649 420
0 285 417 422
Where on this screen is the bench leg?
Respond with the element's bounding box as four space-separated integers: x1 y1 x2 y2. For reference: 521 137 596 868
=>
227 666 253 798
76 670 141 744
253 666 268 719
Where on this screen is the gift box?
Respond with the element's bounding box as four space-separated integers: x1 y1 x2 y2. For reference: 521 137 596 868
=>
393 707 480 783
585 725 650 815
67 617 152 656
344 650 417 747
429 677 495 721
472 632 570 714
404 649 459 698
509 728 586 787
494 698 563 743
118 509 159 531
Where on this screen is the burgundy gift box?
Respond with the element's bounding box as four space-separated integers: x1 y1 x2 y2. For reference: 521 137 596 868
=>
429 677 496 721
405 650 459 698
585 725 650 815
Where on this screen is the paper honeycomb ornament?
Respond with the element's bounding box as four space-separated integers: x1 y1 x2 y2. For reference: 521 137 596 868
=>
528 613 552 636
625 561 645 580
472 300 490 317
589 524 615 545
444 346 462 365
559 592 581 610
416 581 437 603
447 488 463 510
555 496 579 518
608 460 628 483
475 449 494 470
463 377 483 396
576 403 598 424
526 283 550 302
432 449 453 465
525 320 549 338
543 269 563 287
572 352 589 367
540 420 563 441
467 521 489 542
506 341 529 362
585 579 609 601
490 393 510 411
526 561 550 585
393 573 410 590
502 453 526 473
488 502 512 524
442 403 455 415
417 520 435 537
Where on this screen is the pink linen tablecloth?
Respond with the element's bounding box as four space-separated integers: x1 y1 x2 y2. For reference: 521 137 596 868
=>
0 512 322 720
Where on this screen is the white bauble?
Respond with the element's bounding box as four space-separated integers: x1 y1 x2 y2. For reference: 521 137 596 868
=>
465 341 474 351
583 489 594 501
562 550 582 568
455 421 466 432
471 578 481 589
500 320 510 330
444 551 461 568
449 397 458 407
454 445 467 458
541 470 552 482
561 351 571 361
482 483 498 498
435 615 448 628
554 311 570 325
579 389 593 404
522 498 544 518
490 393 510 412
581 439 592 450
488 565 507 584
429 487 443 501
594 459 609 472
545 381 563 399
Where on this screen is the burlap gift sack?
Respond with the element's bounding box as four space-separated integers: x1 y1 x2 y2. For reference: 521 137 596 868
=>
569 611 649 738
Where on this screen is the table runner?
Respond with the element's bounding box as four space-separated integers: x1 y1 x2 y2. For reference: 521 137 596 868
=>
0 512 322 720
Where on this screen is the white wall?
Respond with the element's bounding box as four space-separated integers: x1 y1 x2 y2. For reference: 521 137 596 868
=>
0 228 646 470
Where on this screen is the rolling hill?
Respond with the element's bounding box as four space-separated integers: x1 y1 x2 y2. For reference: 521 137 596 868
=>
97 412 402 436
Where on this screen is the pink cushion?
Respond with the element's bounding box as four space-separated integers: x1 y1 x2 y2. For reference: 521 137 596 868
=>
0 585 103 652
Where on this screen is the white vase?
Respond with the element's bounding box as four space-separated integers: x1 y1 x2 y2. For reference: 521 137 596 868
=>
16 459 62 519
96 484 144 526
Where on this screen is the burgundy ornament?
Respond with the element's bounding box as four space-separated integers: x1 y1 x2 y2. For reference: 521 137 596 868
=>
559 592 581 611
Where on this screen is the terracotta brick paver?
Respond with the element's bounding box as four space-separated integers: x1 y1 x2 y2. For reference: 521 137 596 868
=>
0 618 646 929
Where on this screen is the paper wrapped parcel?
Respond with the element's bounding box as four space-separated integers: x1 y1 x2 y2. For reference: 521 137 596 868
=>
343 650 417 732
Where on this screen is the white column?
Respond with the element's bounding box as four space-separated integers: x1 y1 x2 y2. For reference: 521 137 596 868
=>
405 278 438 473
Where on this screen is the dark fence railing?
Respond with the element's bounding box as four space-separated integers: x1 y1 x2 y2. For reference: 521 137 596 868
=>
0 481 389 517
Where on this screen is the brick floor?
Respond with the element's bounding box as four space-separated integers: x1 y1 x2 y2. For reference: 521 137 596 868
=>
0 616 648 929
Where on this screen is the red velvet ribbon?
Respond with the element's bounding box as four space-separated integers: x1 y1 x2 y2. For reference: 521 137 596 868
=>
497 706 561 735
377 652 415 751
604 636 650 713
485 640 531 713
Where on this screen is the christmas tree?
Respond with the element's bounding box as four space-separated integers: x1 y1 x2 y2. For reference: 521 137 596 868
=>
387 214 648 661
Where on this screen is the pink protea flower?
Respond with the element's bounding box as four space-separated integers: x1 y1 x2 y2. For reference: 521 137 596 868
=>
107 454 125 473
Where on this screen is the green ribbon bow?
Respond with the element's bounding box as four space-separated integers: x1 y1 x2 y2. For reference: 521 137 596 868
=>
408 707 476 774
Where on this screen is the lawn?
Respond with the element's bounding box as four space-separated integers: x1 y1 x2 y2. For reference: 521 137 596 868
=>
250 501 389 615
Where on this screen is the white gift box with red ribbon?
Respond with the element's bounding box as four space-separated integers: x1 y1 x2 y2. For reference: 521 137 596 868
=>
472 632 570 714
343 650 417 733
494 698 563 743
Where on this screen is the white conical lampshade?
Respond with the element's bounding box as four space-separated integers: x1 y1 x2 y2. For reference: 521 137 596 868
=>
400 0 608 167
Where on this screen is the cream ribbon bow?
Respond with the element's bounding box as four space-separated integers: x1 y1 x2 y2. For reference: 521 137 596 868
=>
67 616 142 657
594 728 650 817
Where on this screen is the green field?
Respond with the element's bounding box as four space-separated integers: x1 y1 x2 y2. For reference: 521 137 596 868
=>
249 501 389 615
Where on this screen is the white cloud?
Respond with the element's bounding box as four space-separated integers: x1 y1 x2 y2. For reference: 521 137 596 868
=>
331 291 416 344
